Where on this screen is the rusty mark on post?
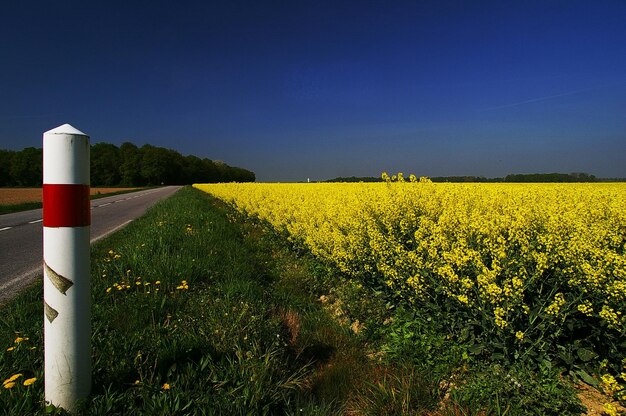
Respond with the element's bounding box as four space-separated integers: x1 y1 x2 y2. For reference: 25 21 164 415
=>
44 301 59 323
44 262 74 295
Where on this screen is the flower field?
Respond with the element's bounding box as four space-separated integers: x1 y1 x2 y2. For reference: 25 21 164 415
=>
195 181 626 400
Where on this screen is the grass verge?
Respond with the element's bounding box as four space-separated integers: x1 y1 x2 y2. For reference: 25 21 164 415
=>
0 186 445 415
0 201 41 215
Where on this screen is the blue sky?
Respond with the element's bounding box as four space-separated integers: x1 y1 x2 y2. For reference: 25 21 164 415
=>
1 0 625 181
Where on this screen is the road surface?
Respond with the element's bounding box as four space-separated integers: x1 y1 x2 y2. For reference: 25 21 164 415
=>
0 186 181 304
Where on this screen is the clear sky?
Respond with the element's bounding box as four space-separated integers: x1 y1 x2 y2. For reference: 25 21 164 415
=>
1 0 625 181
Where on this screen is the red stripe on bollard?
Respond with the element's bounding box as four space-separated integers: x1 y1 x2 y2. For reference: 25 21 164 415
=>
43 184 91 227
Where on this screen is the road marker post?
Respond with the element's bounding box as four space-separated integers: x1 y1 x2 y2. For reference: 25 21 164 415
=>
43 124 91 411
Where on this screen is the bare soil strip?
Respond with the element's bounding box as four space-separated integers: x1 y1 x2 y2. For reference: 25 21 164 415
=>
0 188 141 205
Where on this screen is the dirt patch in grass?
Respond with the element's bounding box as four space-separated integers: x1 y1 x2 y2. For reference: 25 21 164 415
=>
576 382 625 415
0 187 141 205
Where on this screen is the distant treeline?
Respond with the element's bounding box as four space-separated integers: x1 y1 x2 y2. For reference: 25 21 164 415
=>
324 176 381 183
326 172 608 183
503 172 597 182
0 143 255 187
433 173 599 182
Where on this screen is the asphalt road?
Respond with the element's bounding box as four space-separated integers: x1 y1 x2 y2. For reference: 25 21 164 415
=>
0 186 181 304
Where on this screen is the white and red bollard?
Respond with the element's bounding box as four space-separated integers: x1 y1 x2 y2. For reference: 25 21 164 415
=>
43 124 91 411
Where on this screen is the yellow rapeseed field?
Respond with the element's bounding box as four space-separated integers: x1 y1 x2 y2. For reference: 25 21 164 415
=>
195 181 626 388
194 181 625 327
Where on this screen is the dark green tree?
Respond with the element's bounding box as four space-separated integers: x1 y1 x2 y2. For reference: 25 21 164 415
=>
0 150 15 186
139 145 179 185
119 142 142 186
9 147 42 186
1 141 255 187
91 143 121 186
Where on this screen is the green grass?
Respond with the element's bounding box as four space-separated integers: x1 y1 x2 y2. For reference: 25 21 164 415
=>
0 186 589 415
0 201 41 215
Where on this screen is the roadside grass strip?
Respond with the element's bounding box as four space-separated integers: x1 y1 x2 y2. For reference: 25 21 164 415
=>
1 186 440 415
0 202 42 216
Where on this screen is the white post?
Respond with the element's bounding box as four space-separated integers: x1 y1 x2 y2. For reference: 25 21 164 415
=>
43 124 91 411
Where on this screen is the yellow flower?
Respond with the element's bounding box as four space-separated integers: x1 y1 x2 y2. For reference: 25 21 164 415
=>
603 402 617 416
3 374 22 386
3 382 15 389
23 377 37 386
14 337 28 343
106 287 112 293
577 301 593 316
162 383 170 390
134 380 141 385
494 307 507 328
546 293 566 316
515 331 525 341
599 305 622 328
155 281 161 285
601 374 622 395
6 346 15 351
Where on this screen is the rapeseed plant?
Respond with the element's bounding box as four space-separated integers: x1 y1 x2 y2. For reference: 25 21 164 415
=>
195 181 626 391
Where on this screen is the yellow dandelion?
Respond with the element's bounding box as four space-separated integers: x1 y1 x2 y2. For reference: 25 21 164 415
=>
162 383 170 390
3 374 22 385
3 382 15 389
106 287 112 293
23 377 37 386
6 346 15 351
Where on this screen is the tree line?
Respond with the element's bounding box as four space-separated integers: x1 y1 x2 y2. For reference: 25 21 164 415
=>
326 172 601 183
503 172 597 182
0 143 255 187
